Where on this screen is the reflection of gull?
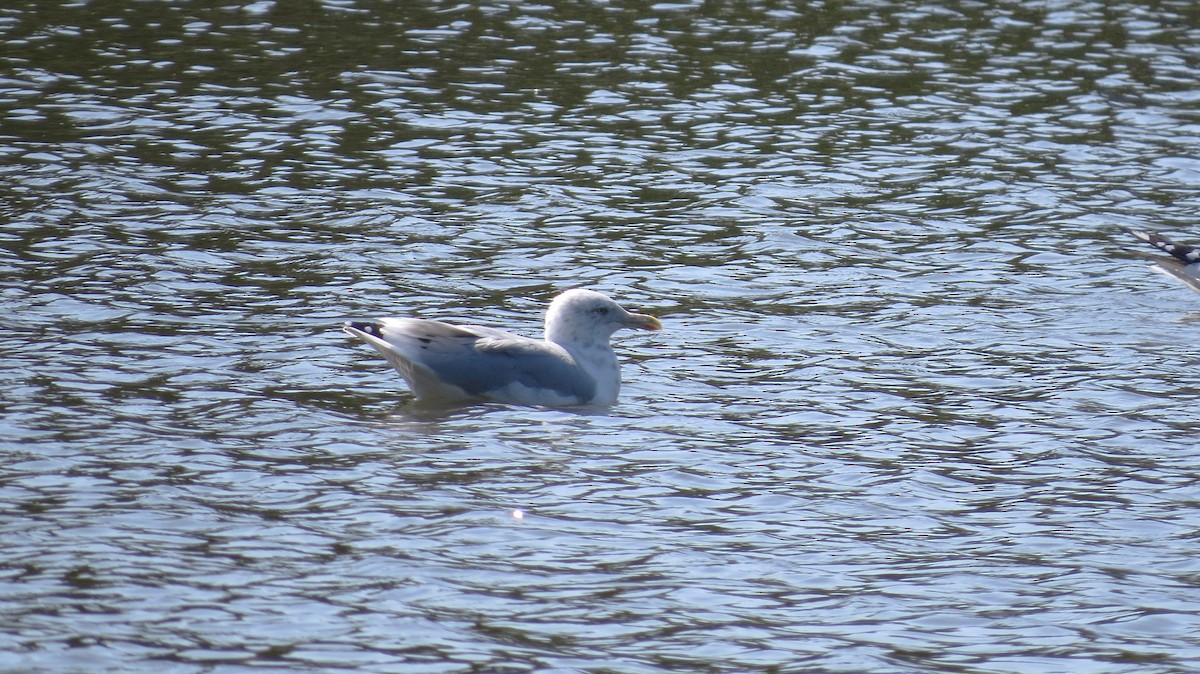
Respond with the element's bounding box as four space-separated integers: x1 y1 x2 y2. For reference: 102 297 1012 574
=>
344 288 662 407
1125 229 1200 295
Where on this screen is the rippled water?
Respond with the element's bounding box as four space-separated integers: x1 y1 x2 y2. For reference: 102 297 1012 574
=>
4 1 1200 672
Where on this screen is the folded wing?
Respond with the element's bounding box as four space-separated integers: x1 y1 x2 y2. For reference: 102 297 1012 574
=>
344 318 597 405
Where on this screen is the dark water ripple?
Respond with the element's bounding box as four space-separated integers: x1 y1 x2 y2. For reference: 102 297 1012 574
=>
4 0 1200 672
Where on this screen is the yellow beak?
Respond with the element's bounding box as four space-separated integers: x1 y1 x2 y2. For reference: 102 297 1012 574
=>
623 312 663 331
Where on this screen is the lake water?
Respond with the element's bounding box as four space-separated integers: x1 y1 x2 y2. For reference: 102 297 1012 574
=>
4 1 1200 672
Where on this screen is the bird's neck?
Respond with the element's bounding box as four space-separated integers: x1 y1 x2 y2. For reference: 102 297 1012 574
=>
544 322 606 349
544 327 621 401
560 340 621 405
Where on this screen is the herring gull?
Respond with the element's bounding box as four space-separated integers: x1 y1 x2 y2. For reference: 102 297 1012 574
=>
344 288 662 406
1125 229 1200 295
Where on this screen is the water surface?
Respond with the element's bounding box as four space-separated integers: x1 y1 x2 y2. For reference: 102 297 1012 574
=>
4 1 1200 672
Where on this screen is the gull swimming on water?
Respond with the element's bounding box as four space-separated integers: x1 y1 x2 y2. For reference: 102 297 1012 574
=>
1125 228 1200 295
344 288 662 407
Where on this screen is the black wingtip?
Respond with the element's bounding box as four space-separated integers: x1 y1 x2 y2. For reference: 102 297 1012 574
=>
1125 229 1200 265
344 320 384 339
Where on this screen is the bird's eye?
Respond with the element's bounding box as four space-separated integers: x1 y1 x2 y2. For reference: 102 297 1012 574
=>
593 307 609 315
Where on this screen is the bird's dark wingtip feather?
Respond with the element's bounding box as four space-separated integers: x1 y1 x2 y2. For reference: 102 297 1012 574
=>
344 320 384 339
1125 229 1200 266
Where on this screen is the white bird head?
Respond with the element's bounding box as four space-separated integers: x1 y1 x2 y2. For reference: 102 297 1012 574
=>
543 288 662 347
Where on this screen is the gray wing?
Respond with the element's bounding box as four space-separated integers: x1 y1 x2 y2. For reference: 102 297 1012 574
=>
1151 260 1200 295
446 333 597 401
346 318 596 401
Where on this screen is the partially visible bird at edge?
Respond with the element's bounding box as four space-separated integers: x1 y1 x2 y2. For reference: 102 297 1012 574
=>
1124 228 1200 295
